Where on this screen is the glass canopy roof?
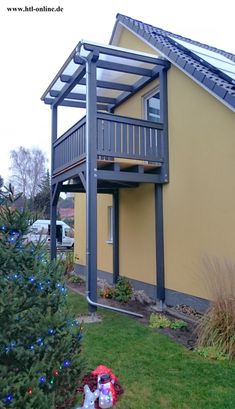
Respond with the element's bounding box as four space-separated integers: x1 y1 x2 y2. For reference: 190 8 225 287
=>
41 41 170 111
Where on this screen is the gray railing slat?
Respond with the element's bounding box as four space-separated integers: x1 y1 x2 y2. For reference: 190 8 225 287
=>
134 126 139 157
140 126 145 157
146 127 151 157
116 122 121 154
128 125 134 156
122 123 127 154
110 121 115 153
103 120 109 151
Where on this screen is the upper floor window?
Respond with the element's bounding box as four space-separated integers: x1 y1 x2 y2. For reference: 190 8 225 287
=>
144 89 161 122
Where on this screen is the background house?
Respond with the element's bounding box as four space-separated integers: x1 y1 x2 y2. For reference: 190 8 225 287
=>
74 15 235 310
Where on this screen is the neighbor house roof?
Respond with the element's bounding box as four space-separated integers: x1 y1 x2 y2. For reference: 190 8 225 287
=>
58 208 74 220
111 14 235 111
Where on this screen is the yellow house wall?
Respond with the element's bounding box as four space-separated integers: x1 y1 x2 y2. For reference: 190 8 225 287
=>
165 67 235 300
114 27 235 300
75 26 235 301
119 184 156 284
74 194 113 273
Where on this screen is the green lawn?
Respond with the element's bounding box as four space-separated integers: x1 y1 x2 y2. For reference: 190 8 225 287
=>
68 291 235 409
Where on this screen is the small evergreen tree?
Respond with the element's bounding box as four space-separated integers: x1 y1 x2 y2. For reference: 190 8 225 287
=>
0 186 84 409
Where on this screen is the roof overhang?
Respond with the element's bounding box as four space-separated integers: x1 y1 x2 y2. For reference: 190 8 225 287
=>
41 40 170 111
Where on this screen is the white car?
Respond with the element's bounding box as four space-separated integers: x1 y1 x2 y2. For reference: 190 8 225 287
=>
27 219 74 249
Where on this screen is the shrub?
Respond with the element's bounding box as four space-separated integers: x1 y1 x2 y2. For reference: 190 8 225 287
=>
196 256 235 359
149 313 171 329
170 319 187 330
100 278 133 303
149 314 187 330
60 251 74 274
113 277 133 303
68 275 85 285
100 286 114 299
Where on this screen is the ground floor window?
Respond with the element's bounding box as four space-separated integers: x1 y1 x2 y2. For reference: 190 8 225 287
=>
107 206 113 243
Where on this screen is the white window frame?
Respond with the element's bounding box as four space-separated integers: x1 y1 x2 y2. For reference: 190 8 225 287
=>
143 87 161 122
106 206 113 244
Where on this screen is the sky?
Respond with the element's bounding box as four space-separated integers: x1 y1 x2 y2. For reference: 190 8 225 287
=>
1 0 235 183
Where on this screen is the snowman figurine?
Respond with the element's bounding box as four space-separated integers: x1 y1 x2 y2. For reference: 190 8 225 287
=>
97 373 114 409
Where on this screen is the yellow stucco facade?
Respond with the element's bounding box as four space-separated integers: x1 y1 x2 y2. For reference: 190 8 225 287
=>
74 26 235 302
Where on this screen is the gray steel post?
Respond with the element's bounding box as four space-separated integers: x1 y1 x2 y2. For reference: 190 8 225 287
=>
113 190 119 284
155 184 165 300
50 106 58 260
159 68 169 183
86 55 98 313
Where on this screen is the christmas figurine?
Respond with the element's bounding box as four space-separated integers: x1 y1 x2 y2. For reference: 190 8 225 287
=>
77 384 99 409
77 365 124 409
92 365 118 408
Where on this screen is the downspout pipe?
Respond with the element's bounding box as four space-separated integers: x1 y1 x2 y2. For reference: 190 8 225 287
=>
86 293 143 318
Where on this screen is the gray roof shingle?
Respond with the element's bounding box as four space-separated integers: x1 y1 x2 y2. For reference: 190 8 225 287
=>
115 14 235 111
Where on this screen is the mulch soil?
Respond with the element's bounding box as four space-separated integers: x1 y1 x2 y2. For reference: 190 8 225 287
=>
67 281 199 350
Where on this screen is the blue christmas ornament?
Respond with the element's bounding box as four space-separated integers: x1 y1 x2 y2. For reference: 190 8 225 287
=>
0 225 7 231
63 359 70 367
4 393 13 403
29 276 36 283
77 332 83 341
10 229 19 236
48 328 55 335
39 376 46 383
8 235 17 244
37 337 44 346
38 282 44 291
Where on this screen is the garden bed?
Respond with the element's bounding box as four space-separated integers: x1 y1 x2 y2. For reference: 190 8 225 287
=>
67 279 198 350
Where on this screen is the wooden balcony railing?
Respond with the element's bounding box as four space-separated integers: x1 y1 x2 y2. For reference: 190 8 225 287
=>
52 113 164 175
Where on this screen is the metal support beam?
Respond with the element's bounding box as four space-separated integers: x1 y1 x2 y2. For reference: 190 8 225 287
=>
50 106 58 260
113 190 119 284
110 66 161 111
96 60 153 77
86 56 98 313
45 97 108 111
82 42 170 67
160 68 169 183
50 180 62 260
50 90 116 105
52 64 86 107
97 169 162 183
79 171 86 191
155 184 165 301
60 75 133 92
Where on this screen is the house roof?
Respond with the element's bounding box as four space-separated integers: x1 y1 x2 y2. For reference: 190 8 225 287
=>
111 14 235 111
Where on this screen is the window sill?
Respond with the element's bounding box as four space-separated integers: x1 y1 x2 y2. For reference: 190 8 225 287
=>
106 240 113 244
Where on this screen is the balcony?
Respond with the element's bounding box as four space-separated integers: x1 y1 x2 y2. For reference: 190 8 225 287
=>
42 40 170 265
52 112 164 182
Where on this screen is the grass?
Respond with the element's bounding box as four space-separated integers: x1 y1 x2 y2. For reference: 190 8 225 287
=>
67 291 235 409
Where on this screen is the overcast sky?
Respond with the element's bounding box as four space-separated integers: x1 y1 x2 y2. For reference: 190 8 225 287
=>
1 0 235 183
